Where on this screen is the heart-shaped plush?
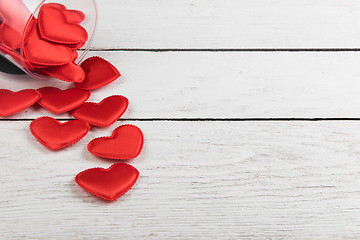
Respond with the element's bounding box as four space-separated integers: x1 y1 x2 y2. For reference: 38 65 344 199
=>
0 89 40 117
88 125 144 160
72 95 129 127
75 163 139 201
41 3 85 24
38 6 87 44
24 27 74 66
37 87 90 114
43 62 85 83
30 117 90 150
33 49 78 69
76 57 121 90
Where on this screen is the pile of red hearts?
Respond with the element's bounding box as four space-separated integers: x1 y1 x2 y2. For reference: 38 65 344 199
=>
0 3 89 82
0 3 144 202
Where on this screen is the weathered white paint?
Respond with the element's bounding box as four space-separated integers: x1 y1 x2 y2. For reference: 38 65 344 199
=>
1 51 360 119
1 121 360 239
93 0 360 49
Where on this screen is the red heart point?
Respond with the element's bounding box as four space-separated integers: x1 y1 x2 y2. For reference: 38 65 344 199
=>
75 163 139 201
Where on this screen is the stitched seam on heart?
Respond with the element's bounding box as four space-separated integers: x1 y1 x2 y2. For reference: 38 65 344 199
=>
38 7 89 45
24 50 73 66
30 117 90 150
87 124 144 160
0 90 41 117
75 163 140 201
72 95 129 127
23 29 75 67
37 88 91 114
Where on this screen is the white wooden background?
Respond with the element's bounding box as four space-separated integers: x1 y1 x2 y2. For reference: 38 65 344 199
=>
1 0 360 239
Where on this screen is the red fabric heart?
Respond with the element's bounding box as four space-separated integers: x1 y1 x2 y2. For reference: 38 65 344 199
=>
32 50 78 69
37 87 90 114
88 125 144 160
24 27 74 66
75 163 139 201
38 6 87 44
72 95 128 127
42 3 85 24
43 62 85 83
30 117 90 150
0 89 40 117
76 57 121 90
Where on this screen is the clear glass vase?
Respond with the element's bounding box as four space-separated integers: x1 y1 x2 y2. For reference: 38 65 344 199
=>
0 0 97 79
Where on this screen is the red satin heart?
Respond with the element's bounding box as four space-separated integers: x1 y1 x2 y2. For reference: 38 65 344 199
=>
30 117 90 150
38 6 87 44
43 62 85 83
75 163 139 201
0 89 40 117
42 3 85 24
24 27 74 66
76 57 121 90
37 87 90 114
72 95 129 127
88 125 144 160
32 50 78 69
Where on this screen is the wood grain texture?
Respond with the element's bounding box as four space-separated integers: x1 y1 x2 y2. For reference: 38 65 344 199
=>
1 121 360 239
93 0 360 49
1 1 360 239
2 51 360 119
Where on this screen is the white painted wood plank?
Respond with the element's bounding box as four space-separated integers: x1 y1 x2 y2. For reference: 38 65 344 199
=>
1 121 360 239
93 0 360 49
2 51 360 119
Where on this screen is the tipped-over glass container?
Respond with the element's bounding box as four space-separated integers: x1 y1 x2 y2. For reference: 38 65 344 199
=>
0 0 97 79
